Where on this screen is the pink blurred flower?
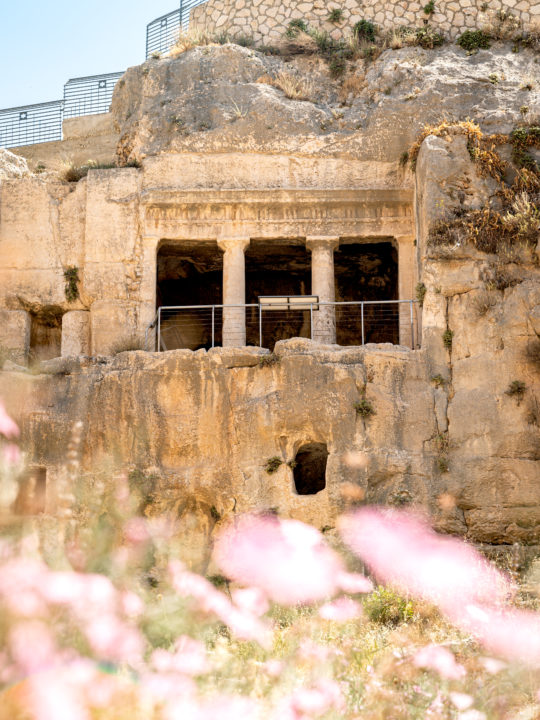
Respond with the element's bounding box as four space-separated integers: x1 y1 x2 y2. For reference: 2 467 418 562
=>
262 659 283 677
121 591 144 618
290 680 344 718
152 636 208 676
460 604 540 665
170 561 271 646
339 508 512 616
337 571 373 594
413 644 466 680
124 517 151 545
9 621 57 675
214 515 344 605
0 402 19 439
231 587 269 617
450 692 474 710
319 597 361 622
28 670 90 720
3 443 21 465
84 614 144 664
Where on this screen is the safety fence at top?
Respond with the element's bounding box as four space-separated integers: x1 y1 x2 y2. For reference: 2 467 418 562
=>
145 0 208 58
0 4 208 149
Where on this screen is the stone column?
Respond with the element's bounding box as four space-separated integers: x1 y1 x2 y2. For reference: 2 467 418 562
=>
396 235 417 348
217 237 250 347
61 311 90 357
0 309 31 365
306 236 339 344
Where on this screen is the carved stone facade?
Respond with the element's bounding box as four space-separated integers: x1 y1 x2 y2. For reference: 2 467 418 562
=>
0 153 417 359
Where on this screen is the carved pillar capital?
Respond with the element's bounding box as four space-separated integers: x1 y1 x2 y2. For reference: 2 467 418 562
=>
306 236 340 252
217 236 251 254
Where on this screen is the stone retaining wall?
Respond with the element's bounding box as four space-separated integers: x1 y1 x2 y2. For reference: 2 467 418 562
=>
190 0 540 44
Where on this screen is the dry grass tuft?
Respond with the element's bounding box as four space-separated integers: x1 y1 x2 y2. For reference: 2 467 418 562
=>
473 290 498 317
168 29 221 56
258 71 314 101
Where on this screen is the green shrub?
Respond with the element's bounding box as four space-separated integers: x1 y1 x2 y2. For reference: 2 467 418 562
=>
327 8 343 23
64 266 80 302
364 587 414 626
442 329 454 350
353 19 376 42
264 456 283 474
437 456 449 473
456 30 491 52
505 380 526 404
423 0 435 14
415 25 445 49
286 19 309 38
354 397 375 418
415 282 427 306
431 374 445 387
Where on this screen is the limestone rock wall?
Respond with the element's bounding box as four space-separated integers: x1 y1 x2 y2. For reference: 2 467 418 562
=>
190 0 540 45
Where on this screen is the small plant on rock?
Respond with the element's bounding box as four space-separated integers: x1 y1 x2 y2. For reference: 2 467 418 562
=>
264 456 283 474
415 282 427 306
505 380 526 404
353 19 376 42
354 396 375 418
327 8 343 23
64 266 80 303
415 25 445 49
473 290 498 317
442 329 454 350
259 353 280 367
456 29 491 52
437 456 449 473
423 0 435 15
286 19 309 38
431 374 445 388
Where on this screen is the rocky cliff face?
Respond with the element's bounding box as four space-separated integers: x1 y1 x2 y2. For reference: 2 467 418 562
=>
1 39 540 565
112 43 540 165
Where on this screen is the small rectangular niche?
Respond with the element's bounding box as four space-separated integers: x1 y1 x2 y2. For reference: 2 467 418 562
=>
13 466 47 516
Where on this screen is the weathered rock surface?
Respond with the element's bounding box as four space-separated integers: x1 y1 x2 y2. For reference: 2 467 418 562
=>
112 43 540 164
0 149 29 182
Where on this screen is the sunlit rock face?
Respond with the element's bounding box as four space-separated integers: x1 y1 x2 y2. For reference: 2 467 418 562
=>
0 39 539 563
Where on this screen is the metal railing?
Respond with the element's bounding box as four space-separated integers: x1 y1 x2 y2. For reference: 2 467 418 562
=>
0 100 63 149
145 1 209 58
63 72 124 118
145 300 418 352
1 3 212 149
0 72 123 149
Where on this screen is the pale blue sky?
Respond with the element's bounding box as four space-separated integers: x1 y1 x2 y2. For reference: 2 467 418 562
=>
0 1 178 110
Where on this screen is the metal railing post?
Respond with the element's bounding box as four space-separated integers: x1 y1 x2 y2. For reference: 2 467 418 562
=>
259 304 263 347
310 303 314 340
410 300 414 350
157 307 161 352
361 302 365 345
211 305 215 348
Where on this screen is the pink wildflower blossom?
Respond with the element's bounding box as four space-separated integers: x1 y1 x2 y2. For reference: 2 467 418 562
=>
0 402 19 439
413 644 466 680
170 561 271 646
336 571 373 594
9 621 57 675
289 680 345 718
460 604 540 665
231 587 269 617
3 443 21 465
339 508 512 615
152 636 208 676
214 515 344 605
319 597 361 622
